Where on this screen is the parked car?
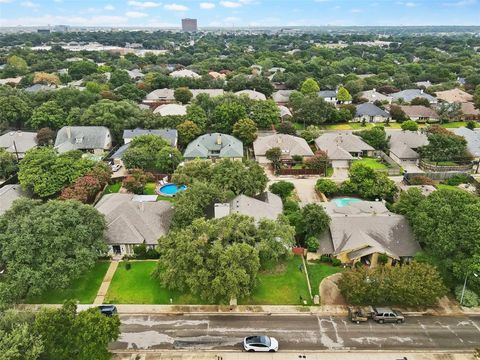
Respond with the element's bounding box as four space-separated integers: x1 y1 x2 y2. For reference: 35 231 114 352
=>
111 164 122 172
243 335 279 352
372 307 405 324
348 306 373 323
97 305 117 316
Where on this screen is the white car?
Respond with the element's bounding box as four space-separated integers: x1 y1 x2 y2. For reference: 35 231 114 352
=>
111 164 122 172
243 335 279 352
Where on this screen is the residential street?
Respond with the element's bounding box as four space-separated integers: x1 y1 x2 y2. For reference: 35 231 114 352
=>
110 314 480 352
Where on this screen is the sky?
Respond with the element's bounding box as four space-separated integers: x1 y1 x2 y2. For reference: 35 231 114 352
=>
0 0 479 28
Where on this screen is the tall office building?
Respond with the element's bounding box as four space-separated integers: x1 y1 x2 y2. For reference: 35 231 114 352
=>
182 18 197 32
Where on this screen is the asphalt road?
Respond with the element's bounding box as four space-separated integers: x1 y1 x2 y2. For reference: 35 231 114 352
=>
110 314 480 352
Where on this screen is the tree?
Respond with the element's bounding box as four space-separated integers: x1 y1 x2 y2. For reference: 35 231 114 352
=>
68 61 97 80
250 100 280 129
60 162 111 203
177 120 201 147
358 125 390 151
315 179 338 197
305 150 329 174
0 95 31 129
437 102 463 123
0 149 17 179
276 121 296 135
171 159 213 185
299 125 322 144
122 169 155 194
256 216 295 266
109 69 131 88
0 200 106 302
293 97 338 126
339 262 447 307
34 301 120 360
419 127 468 162
212 102 247 133
265 147 282 171
35 127 55 146
174 87 193 104
156 146 183 174
401 120 419 131
28 101 65 130
114 83 146 102
300 78 320 96
474 85 480 110
232 118 258 146
33 72 60 86
186 104 207 130
410 97 431 107
392 187 425 220
336 86 352 103
18 148 94 198
3 55 28 76
389 105 408 122
269 181 294 200
300 203 330 238
341 163 398 201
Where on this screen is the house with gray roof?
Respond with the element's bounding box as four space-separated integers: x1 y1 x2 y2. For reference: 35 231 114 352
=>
319 200 421 267
24 84 57 93
184 133 243 161
153 103 187 116
353 103 390 123
388 130 428 166
0 130 37 159
54 126 112 154
253 134 314 164
318 90 338 104
359 89 392 104
213 191 283 223
126 69 144 80
272 90 293 105
0 184 25 215
391 89 437 104
452 127 480 161
235 89 266 101
315 132 374 168
95 193 173 256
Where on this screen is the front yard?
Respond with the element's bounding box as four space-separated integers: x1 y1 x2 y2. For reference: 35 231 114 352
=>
105 261 201 304
27 261 110 304
307 261 344 297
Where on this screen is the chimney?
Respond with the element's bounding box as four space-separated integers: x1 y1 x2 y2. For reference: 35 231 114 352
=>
420 89 424 94
216 134 222 145
66 126 71 139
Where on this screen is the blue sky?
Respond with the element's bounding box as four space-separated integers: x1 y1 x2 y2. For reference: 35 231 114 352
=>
0 0 479 27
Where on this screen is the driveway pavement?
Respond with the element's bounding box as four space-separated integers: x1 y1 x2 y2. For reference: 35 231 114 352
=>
110 314 480 351
269 177 321 205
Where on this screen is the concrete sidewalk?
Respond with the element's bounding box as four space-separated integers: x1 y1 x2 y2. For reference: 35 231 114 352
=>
112 350 477 360
94 260 118 304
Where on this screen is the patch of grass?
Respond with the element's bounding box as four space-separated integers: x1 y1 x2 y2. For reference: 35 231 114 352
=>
352 157 389 170
436 184 467 192
105 261 202 304
441 121 468 128
104 182 121 194
239 255 310 305
307 262 343 297
143 182 157 195
26 261 110 304
293 122 306 130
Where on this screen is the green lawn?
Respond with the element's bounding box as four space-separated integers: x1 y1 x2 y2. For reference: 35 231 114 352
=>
436 184 467 192
105 261 201 304
307 262 343 297
352 157 389 170
239 256 310 305
104 182 121 194
143 182 157 195
26 261 110 304
441 121 468 128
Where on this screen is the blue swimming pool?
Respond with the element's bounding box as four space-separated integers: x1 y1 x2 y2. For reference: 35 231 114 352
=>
158 183 187 197
332 197 361 207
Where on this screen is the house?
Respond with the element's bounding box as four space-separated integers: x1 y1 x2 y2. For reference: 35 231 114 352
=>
213 192 283 223
353 103 390 123
253 134 314 164
359 89 392 104
398 105 439 122
416 80 432 88
184 133 243 160
272 90 293 105
398 183 437 196
315 132 375 168
208 71 226 80
0 185 25 215
388 130 428 166
278 105 292 120
169 69 201 79
190 89 224 98
235 89 267 101
319 200 421 267
452 127 480 161
54 126 112 154
460 102 480 120
153 104 187 116
144 88 224 105
435 88 473 104
24 84 57 93
391 89 437 104
318 90 337 104
95 193 173 256
0 131 37 159
126 69 144 80
0 76 23 86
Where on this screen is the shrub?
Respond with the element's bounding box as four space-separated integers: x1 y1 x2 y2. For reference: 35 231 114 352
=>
292 155 303 162
306 236 319 252
377 253 389 265
455 286 479 307
122 169 155 194
401 120 419 131
409 175 434 186
125 262 131 271
443 174 470 186
133 244 160 259
331 258 342 267
466 121 476 130
283 198 300 214
320 255 332 263
315 179 338 197
269 181 295 200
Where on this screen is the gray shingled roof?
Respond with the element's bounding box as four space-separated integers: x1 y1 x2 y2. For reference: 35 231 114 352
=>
184 133 243 159
123 128 178 147
272 90 293 103
54 126 111 153
391 89 436 103
0 131 37 156
389 130 428 149
229 192 283 222
315 132 374 160
95 193 173 246
452 127 480 157
355 103 390 117
0 184 25 215
318 90 337 98
253 134 314 158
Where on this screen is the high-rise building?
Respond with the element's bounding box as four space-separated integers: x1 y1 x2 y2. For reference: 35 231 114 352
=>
181 18 197 32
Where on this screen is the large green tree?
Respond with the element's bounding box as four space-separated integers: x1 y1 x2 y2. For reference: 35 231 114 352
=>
419 127 468 162
250 100 280 129
211 102 247 133
300 78 320 96
68 61 97 80
28 101 66 130
0 149 17 179
4 55 28 76
232 118 258 145
0 95 31 129
358 125 390 151
0 200 106 302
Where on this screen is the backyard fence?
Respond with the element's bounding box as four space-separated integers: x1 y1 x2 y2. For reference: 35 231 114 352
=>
405 171 472 182
373 151 402 176
419 160 473 172
277 168 321 176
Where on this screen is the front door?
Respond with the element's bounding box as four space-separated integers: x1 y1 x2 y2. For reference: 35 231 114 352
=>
112 245 121 255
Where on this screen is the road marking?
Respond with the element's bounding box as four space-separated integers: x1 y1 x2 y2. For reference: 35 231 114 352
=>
317 316 345 350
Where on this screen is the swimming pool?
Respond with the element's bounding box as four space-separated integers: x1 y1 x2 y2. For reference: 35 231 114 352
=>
157 183 187 197
332 197 362 207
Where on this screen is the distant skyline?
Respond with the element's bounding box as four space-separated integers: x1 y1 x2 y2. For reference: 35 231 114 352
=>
0 0 480 28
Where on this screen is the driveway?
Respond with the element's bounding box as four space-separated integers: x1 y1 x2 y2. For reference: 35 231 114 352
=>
269 177 322 205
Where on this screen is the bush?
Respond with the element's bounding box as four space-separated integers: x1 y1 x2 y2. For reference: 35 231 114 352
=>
283 198 300 215
320 255 332 263
331 258 342 267
292 155 303 162
466 121 476 130
442 174 470 186
401 120 419 131
125 262 131 271
269 181 295 200
377 253 389 265
133 244 160 259
409 175 434 186
306 236 319 252
122 169 155 194
315 179 338 197
455 286 479 307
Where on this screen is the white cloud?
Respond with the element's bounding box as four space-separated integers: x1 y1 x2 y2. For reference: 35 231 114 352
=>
220 1 242 8
0 14 128 26
128 1 161 8
0 0 14 3
104 4 115 10
21 1 39 8
350 8 362 13
405 2 417 6
164 3 188 11
125 11 148 17
200 2 215 9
